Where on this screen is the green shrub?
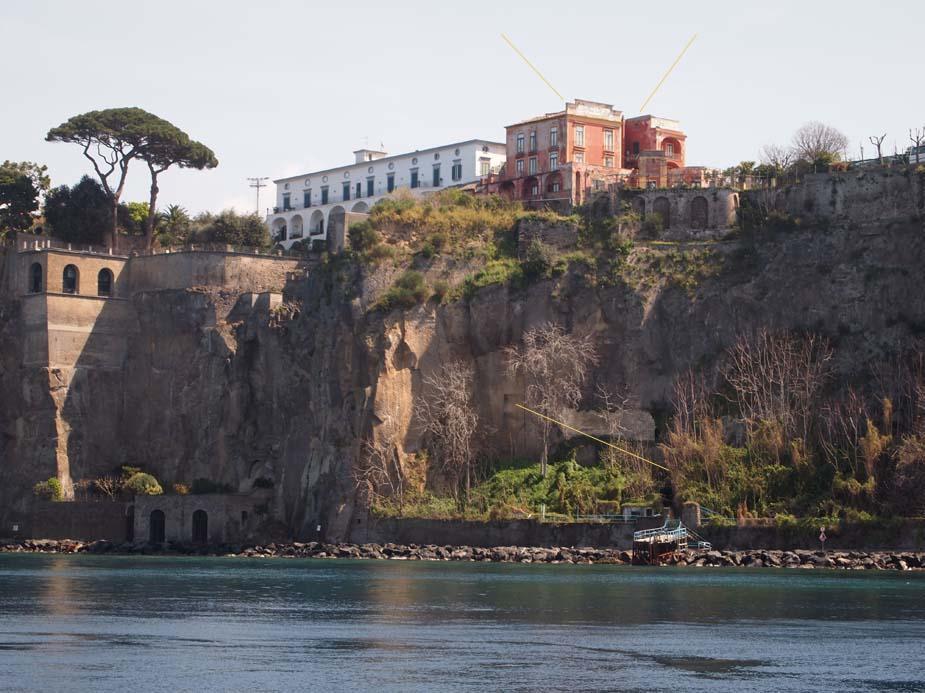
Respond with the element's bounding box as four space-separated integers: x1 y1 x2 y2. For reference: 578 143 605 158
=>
376 270 430 311
521 240 553 280
33 477 63 501
125 472 163 496
431 279 450 302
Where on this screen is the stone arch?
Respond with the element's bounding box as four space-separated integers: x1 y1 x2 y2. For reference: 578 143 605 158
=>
97 268 113 296
271 217 287 242
192 509 208 544
653 197 671 228
62 264 79 294
662 137 682 159
523 176 540 198
351 201 369 214
499 181 516 201
309 209 325 235
545 172 563 194
149 509 165 543
690 196 709 228
290 214 304 239
29 262 42 293
632 197 646 219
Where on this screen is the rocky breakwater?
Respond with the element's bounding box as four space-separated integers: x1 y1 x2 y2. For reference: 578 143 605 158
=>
2 540 924 570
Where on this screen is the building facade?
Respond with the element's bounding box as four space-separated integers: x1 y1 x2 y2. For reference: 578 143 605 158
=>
480 99 706 207
266 140 506 250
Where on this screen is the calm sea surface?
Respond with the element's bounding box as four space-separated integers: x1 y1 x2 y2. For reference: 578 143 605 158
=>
0 554 923 692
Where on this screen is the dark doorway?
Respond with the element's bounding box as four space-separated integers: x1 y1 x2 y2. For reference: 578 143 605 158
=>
126 505 135 541
192 509 208 544
149 509 165 543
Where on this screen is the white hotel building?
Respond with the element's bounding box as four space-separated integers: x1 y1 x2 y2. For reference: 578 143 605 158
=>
267 140 506 250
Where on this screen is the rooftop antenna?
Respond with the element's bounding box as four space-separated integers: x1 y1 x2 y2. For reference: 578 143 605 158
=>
247 177 269 216
638 33 698 113
501 33 564 101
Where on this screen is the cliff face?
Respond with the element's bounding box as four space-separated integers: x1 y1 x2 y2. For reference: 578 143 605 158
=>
2 175 924 540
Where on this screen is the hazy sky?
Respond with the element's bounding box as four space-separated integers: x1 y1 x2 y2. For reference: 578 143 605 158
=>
3 0 923 215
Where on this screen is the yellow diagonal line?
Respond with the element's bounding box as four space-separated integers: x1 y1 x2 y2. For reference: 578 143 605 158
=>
515 403 670 472
501 33 564 102
639 33 698 113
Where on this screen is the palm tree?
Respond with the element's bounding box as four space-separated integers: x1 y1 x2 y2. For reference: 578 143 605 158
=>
157 204 191 245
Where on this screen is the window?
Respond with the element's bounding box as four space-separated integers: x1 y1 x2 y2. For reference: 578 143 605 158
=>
451 161 462 181
321 186 329 204
574 151 584 163
432 165 441 187
604 155 614 168
529 131 537 151
367 178 375 196
479 159 490 176
355 182 361 198
97 268 113 297
549 152 558 170
303 191 311 208
551 181 560 193
665 142 675 156
604 129 614 151
530 182 539 197
574 125 584 147
410 169 419 188
633 142 640 155
62 264 79 294
515 159 524 176
29 263 42 293
342 182 351 201
550 127 558 147
528 157 537 175
387 173 395 192
282 193 291 210
516 133 525 153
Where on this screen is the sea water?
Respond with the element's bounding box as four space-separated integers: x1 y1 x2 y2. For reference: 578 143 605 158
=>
0 554 923 692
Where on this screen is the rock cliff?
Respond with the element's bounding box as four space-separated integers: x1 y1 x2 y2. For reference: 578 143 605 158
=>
2 171 924 541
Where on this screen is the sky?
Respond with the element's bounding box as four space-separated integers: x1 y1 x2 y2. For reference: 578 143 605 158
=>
2 0 923 215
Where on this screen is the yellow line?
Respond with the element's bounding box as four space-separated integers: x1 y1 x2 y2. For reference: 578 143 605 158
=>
501 33 564 102
514 403 670 472
638 33 698 113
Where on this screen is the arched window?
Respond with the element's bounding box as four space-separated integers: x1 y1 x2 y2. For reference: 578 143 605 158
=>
149 509 165 543
97 268 114 297
192 509 208 544
62 264 79 294
29 263 43 293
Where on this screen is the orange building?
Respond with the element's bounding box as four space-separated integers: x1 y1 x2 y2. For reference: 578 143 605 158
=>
482 99 702 206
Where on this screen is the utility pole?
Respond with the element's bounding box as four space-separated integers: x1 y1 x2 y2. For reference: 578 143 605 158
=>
247 177 269 216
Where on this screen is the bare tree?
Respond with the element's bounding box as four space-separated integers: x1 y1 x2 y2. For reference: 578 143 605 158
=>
722 330 833 456
94 476 123 500
416 361 481 505
869 133 887 165
506 323 598 476
596 385 655 500
792 122 849 166
760 143 795 176
910 128 925 157
352 416 407 514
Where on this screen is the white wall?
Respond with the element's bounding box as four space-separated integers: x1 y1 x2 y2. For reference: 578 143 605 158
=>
266 140 506 249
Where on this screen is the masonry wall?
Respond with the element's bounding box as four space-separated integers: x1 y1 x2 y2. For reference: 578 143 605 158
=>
27 501 130 541
624 188 738 240
127 252 302 293
133 494 271 544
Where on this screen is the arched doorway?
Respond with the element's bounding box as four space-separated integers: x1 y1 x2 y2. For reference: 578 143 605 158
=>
271 218 287 242
192 509 208 544
545 172 563 196
653 197 671 228
149 509 165 543
309 209 324 236
662 137 682 160
62 264 79 294
499 181 515 201
523 176 539 199
126 505 135 542
97 268 113 296
690 196 709 228
290 214 304 239
29 262 43 293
